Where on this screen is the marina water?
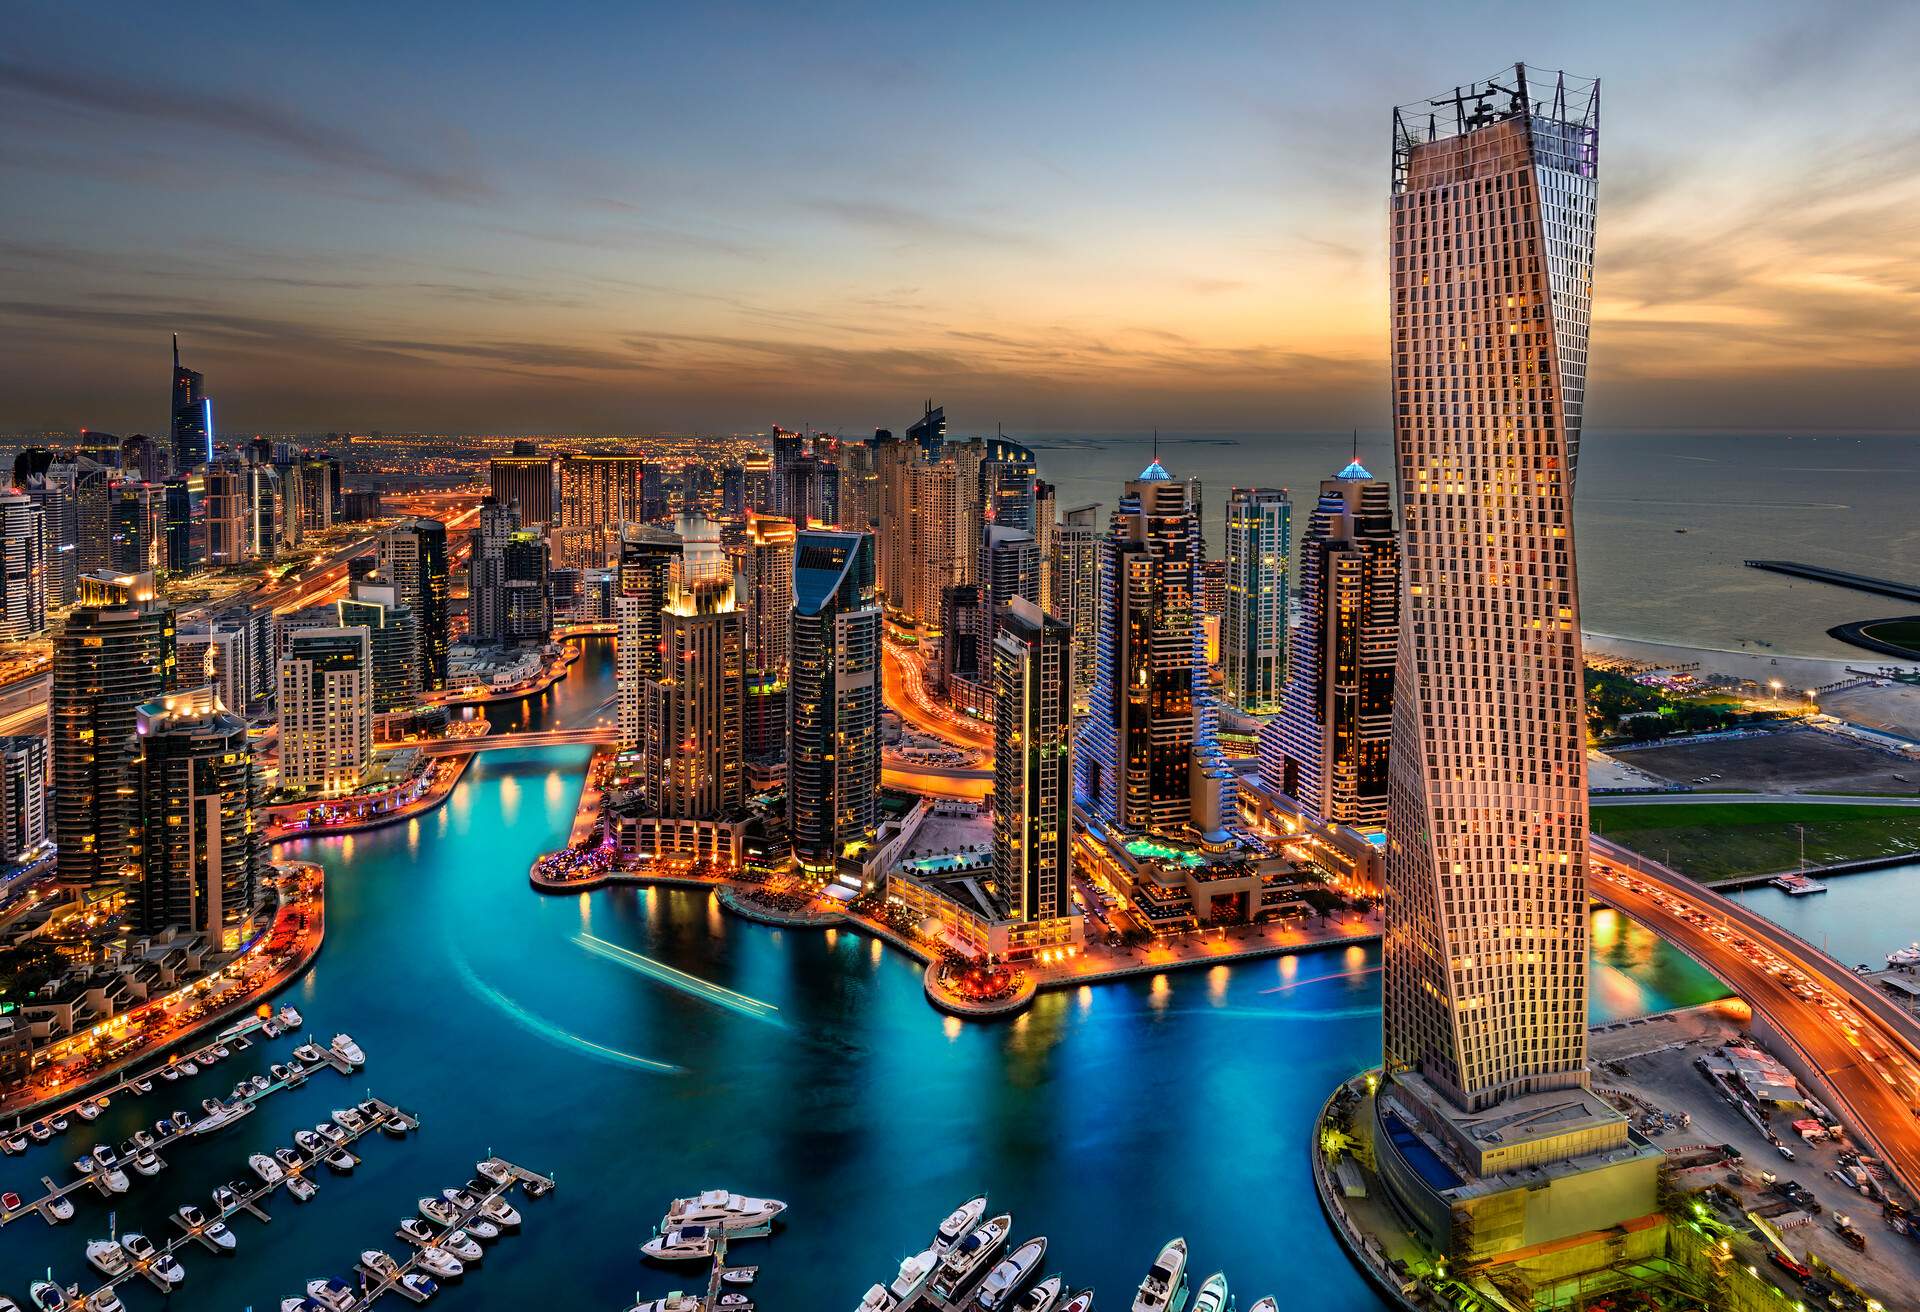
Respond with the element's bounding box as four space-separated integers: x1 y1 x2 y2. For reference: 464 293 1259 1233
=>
0 643 1771 1308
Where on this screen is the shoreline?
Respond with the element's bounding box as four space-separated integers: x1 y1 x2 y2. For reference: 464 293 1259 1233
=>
266 747 479 845
1582 629 1920 683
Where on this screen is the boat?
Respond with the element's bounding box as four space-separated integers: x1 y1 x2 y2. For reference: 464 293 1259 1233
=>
95 1166 130 1195
1246 1299 1277 1312
476 1158 512 1185
305 1278 360 1311
275 1065 294 1084
280 1300 322 1312
1189 1273 1228 1312
936 1195 989 1251
441 1187 479 1210
317 1122 348 1145
29 1122 51 1143
399 1218 437 1244
414 1247 463 1281
1 1190 17 1211
202 1098 226 1116
251 1074 271 1092
379 1116 408 1138
170 1111 192 1132
152 1118 174 1140
975 1237 1046 1309
76 1103 100 1122
47 1196 74 1223
85 1240 130 1277
179 1205 236 1251
479 1195 521 1226
400 1273 439 1300
361 1250 401 1278
326 1150 356 1173
28 1281 68 1311
934 1214 1012 1300
461 1214 500 1241
249 1153 285 1185
884 1248 940 1304
276 1147 305 1172
293 1044 323 1064
642 1224 718 1261
232 1035 252 1051
279 1006 304 1028
190 1101 255 1137
1887 943 1920 969
132 1131 154 1150
1014 1276 1065 1312
1 1133 24 1154
663 1188 787 1231
213 1185 239 1210
295 1129 323 1153
627 1297 701 1312
1059 1295 1094 1312
722 1266 757 1287
523 1176 552 1199
331 1108 367 1132
1132 1238 1187 1312
160 1066 180 1082
52 1116 69 1132
287 1175 317 1203
85 1291 123 1312
150 1250 187 1287
418 1197 459 1226
439 1230 482 1263
1770 873 1828 897
131 1150 163 1177
134 1078 153 1093
262 1021 282 1040
330 1034 366 1068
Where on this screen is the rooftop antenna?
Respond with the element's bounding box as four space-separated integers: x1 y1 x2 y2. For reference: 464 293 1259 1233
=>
172 333 180 368
1352 428 1360 463
1153 427 1159 463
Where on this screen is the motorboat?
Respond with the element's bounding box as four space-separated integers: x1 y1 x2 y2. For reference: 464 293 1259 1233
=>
331 1108 367 1133
231 1082 252 1101
278 1006 304 1028
170 1111 192 1132
178 1205 236 1251
262 1021 282 1040
441 1187 479 1211
94 1164 130 1195
251 1074 271 1093
29 1122 51 1143
872 1247 938 1306
326 1150 356 1173
361 1250 401 1278
1 1190 18 1212
160 1065 180 1082
92 1145 118 1170
190 1102 254 1137
936 1195 988 1251
213 1184 238 1210
132 1131 155 1150
232 1035 252 1051
1246 1299 1277 1312
287 1175 317 1203
293 1044 324 1064
295 1129 323 1154
1013 1277 1065 1312
202 1098 226 1116
305 1279 359 1311
1132 1238 1187 1312
439 1230 482 1263
177 1059 199 1076
76 1102 101 1122
276 1147 305 1172
213 1044 231 1060
399 1218 437 1244
274 1065 295 1084
975 1237 1046 1310
249 1153 285 1185
46 1196 74 1223
317 1122 348 1145
417 1197 459 1226
73 1156 94 1176
479 1195 521 1227
1189 1274 1228 1312
153 1119 174 1140
86 1238 130 1276
280 1300 322 1312
28 1281 68 1311
131 1150 163 1177
414 1247 463 1281
627 1296 700 1312
150 1250 187 1287
475 1158 512 1186
461 1215 500 1241
1 1133 25 1154
1059 1292 1095 1312
663 1188 787 1231
133 1079 153 1094
379 1116 407 1138
934 1214 1011 1300
717 1297 750 1310
721 1266 757 1286
522 1177 552 1199
85 1291 123 1312
641 1224 717 1261
52 1116 69 1132
330 1034 366 1068
399 1273 439 1300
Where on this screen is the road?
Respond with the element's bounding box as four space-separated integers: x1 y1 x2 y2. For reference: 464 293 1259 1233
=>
1590 839 1920 1198
1591 792 1920 808
880 639 992 751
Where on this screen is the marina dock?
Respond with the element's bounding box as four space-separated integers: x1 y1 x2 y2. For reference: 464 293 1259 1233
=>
57 1095 419 1307
0 1030 354 1229
341 1156 553 1305
1745 559 1920 605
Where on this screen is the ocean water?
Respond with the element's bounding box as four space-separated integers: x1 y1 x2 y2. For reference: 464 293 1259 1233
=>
1726 860 1920 968
1031 430 1920 660
0 644 1727 1309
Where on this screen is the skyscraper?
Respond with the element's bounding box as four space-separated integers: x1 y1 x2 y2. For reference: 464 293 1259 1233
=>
1031 479 1058 613
786 529 881 880
378 519 449 690
170 335 213 473
740 515 796 760
1383 65 1599 1111
1076 461 1231 837
502 529 551 644
163 472 206 577
0 492 47 640
277 627 373 795
1054 504 1101 715
129 687 258 946
0 736 49 868
614 523 682 752
490 451 555 526
1220 487 1291 715
641 517 745 821
52 571 175 888
202 467 250 567
557 453 652 568
109 482 164 576
905 401 946 457
992 597 1077 944
977 524 1041 686
335 584 422 713
905 456 965 630
1259 462 1396 830
466 497 519 645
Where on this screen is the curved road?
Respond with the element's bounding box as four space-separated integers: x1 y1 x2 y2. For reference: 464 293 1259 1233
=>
1590 838 1920 1197
1592 792 1920 808
881 639 993 751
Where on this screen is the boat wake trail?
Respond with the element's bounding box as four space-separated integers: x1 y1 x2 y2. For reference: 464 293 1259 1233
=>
1258 964 1382 995
448 947 680 1073
574 933 785 1027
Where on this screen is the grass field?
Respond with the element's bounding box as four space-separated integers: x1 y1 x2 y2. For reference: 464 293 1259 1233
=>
1591 802 1920 882
1860 618 1920 653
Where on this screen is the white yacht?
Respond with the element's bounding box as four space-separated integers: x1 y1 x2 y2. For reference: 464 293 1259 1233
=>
278 1006 304 1028
287 1175 317 1203
417 1197 459 1226
1246 1299 1277 1312
160 1066 180 1082
150 1250 186 1288
46 1196 75 1222
627 1296 701 1312
936 1195 989 1251
305 1278 359 1311
476 1158 513 1186
439 1230 482 1262
399 1217 437 1244
326 1149 356 1173
641 1223 718 1261
331 1108 367 1133
975 1237 1046 1310
1059 1293 1095 1312
85 1291 123 1312
1132 1238 1187 1312
177 1059 199 1076
86 1238 131 1276
191 1101 255 1137
330 1034 366 1068
361 1250 401 1278
934 1214 1011 1300
293 1044 323 1064
178 1205 236 1251
400 1273 439 1300
1189 1273 1228 1312
76 1102 101 1122
414 1247 463 1281
132 1151 163 1177
662 1188 787 1231
1013 1276 1065 1312
479 1195 521 1227
249 1153 285 1185
890 1246 941 1302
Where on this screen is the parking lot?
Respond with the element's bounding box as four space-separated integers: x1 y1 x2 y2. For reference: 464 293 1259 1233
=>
1617 727 1919 795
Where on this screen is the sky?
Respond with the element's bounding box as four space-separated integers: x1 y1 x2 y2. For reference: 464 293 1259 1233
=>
1 1 1917 438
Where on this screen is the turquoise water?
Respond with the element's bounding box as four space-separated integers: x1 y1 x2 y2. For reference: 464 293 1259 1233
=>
0 643 1724 1309
1727 861 1920 968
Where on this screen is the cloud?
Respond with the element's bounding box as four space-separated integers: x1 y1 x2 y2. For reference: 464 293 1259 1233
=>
0 59 486 201
802 197 1047 251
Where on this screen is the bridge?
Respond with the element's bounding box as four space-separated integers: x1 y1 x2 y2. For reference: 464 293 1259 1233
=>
1590 836 1920 1197
417 727 616 756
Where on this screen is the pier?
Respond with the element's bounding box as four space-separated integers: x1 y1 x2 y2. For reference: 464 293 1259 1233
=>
1745 560 1920 605
53 1095 418 1308
0 1031 356 1229
340 1155 552 1305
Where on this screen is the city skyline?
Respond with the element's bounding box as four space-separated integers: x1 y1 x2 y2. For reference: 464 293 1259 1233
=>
4 5 1919 437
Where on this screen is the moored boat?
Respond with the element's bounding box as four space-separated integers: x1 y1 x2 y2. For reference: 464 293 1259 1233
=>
1132 1238 1187 1312
1189 1273 1228 1312
975 1237 1046 1309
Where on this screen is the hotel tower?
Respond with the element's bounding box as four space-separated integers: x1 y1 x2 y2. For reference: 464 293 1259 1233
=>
1382 64 1600 1112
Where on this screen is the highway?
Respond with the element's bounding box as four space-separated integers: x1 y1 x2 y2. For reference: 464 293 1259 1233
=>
1590 839 1920 1197
881 638 993 750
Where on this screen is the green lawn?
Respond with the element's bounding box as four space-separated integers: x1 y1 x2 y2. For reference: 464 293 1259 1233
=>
1860 618 1920 652
1591 802 1920 882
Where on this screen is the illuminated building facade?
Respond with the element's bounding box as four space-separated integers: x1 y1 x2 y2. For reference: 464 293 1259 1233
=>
786 529 881 878
641 515 745 820
378 518 450 690
1220 487 1290 715
992 597 1077 943
277 626 373 795
170 334 213 472
0 492 46 640
130 687 258 945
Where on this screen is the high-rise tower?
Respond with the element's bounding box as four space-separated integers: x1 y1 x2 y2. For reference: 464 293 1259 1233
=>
1383 65 1600 1111
992 597 1077 943
0 492 47 641
378 519 449 690
786 529 881 879
641 516 745 821
170 335 213 473
1220 488 1291 715
1260 463 1396 830
130 687 258 946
